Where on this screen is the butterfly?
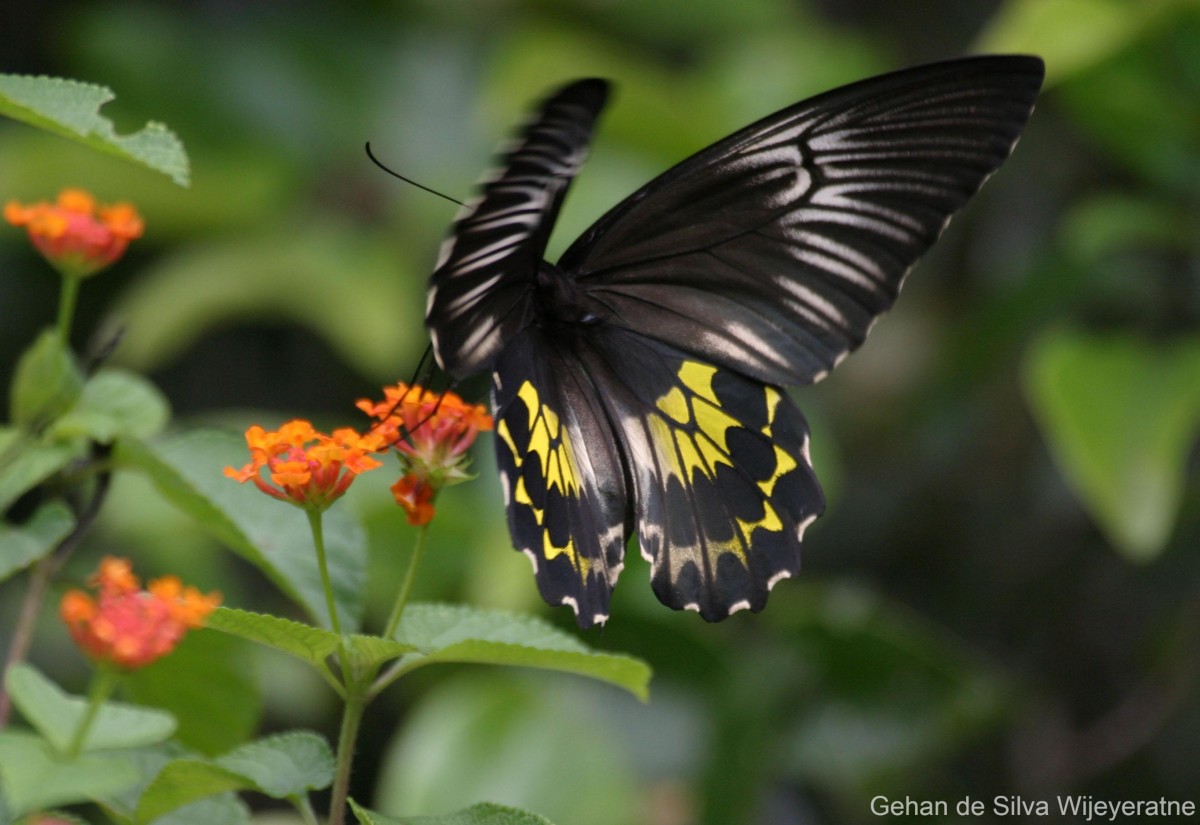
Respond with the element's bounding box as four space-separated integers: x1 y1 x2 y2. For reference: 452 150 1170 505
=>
426 56 1045 628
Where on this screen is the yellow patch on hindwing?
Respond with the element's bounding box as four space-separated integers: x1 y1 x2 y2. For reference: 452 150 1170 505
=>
652 362 739 482
651 363 800 568
502 380 589 575
758 387 798 499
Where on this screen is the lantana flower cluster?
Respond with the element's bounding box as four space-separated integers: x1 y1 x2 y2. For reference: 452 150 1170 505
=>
5 188 144 279
59 556 221 670
224 420 385 511
357 383 493 525
225 384 492 526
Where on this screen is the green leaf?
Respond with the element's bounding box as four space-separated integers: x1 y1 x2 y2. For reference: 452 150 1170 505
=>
1023 329 1200 560
392 604 651 701
10 329 84 431
145 792 251 825
351 800 556 825
5 663 176 754
205 608 416 685
136 732 334 823
124 629 261 756
97 744 251 825
216 731 334 797
0 500 74 583
116 429 368 630
205 607 342 672
0 429 79 512
343 632 420 674
51 368 171 444
0 730 141 817
0 73 189 186
135 762 247 825
374 675 633 825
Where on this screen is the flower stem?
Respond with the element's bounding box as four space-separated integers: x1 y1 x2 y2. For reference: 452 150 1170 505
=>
66 665 118 758
382 522 430 641
307 509 342 636
294 792 321 825
327 689 366 825
56 274 82 345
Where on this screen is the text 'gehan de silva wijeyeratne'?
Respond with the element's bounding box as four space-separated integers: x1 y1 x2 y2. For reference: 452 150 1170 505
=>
871 794 1196 819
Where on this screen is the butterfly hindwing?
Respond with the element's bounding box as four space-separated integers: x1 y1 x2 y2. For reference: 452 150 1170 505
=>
578 328 824 620
492 328 627 627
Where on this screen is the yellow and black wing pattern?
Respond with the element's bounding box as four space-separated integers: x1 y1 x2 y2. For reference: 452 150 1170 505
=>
580 327 823 622
493 325 822 627
427 57 1045 626
492 329 629 628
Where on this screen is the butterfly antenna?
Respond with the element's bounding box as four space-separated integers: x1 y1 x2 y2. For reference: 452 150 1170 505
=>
410 344 436 391
366 346 460 444
408 351 490 442
415 351 460 436
365 142 465 207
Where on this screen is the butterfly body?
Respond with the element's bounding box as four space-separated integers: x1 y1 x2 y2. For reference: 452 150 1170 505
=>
533 262 604 326
427 57 1045 627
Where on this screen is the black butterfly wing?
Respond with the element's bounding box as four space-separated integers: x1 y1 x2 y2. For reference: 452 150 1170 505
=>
491 327 628 628
575 326 824 620
427 79 609 378
561 56 1046 387
493 322 824 625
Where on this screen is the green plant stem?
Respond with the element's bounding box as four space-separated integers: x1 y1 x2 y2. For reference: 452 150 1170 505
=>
56 273 82 345
327 689 366 825
382 522 430 641
0 454 111 728
0 553 56 728
307 509 342 636
322 514 431 823
66 665 118 758
294 793 321 825
369 523 431 700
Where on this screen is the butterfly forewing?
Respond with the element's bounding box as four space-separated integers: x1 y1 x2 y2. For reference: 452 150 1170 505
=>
563 56 1045 387
428 79 609 377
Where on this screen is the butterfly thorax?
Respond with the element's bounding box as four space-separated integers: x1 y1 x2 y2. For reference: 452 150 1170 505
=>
534 261 603 327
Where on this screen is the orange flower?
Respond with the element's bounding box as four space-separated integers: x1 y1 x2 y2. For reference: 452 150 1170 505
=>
391 474 436 526
358 383 492 470
5 188 144 278
357 384 492 524
224 419 384 511
60 556 220 670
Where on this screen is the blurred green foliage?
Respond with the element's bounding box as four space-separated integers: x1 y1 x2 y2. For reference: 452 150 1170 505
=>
1024 330 1200 560
1 0 1198 823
